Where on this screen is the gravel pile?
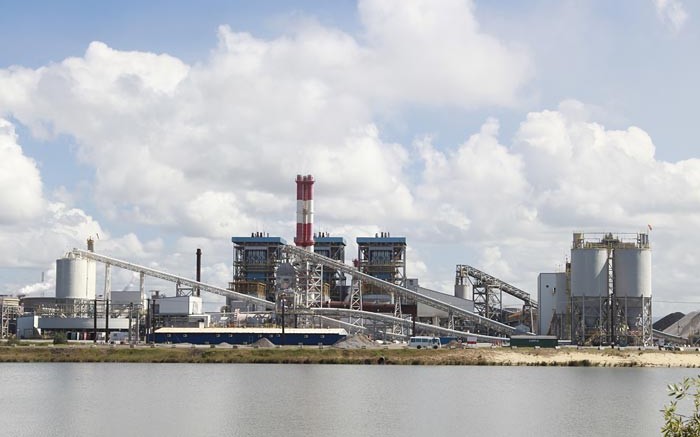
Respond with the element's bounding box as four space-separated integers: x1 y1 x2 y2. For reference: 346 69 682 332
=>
252 337 276 348
663 311 700 338
333 334 375 349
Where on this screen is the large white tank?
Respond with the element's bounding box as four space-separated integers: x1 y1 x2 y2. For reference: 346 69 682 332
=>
55 258 96 299
613 248 651 298
571 248 609 297
454 283 472 300
537 272 568 335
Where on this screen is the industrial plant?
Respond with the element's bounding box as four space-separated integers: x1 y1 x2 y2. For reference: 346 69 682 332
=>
0 174 684 348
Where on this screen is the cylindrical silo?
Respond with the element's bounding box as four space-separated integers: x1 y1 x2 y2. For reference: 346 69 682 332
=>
571 248 609 297
454 283 472 300
613 247 652 346
613 248 652 298
56 258 96 300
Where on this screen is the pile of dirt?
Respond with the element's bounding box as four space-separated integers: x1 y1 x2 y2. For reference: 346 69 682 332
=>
252 338 275 348
333 334 375 349
654 312 685 331
663 311 700 338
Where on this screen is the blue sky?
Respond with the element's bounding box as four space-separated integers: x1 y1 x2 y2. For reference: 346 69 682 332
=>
1 0 699 316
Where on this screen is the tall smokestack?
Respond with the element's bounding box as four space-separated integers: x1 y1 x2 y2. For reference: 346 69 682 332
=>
196 248 202 297
294 174 314 251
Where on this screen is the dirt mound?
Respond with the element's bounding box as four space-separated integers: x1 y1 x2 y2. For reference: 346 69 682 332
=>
252 337 275 348
654 312 685 331
664 311 700 338
333 334 375 349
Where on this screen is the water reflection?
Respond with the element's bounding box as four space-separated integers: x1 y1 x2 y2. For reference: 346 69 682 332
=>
0 363 696 437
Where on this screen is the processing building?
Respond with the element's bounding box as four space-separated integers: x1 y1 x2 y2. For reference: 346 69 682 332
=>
313 233 347 301
538 232 652 346
356 233 407 301
230 233 286 309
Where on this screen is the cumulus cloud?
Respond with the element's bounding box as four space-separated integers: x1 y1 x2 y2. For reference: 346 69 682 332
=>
654 0 688 34
0 119 43 223
0 0 530 240
1 1 699 315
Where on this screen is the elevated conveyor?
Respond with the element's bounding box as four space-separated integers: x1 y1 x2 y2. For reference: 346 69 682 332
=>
72 247 515 336
307 307 507 342
282 245 515 335
70 249 275 310
456 264 537 309
652 329 687 345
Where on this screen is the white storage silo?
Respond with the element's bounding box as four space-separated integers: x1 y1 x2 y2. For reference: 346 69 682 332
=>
571 248 609 297
55 258 96 300
454 282 472 300
613 247 652 345
538 272 568 336
613 248 651 298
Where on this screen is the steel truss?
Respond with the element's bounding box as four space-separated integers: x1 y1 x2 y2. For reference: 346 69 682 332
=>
283 245 514 335
1 302 20 339
612 296 652 346
71 247 514 337
571 296 610 346
456 264 537 331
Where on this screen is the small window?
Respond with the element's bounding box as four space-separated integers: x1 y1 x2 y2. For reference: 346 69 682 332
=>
183 334 188 338
216 334 220 338
304 335 309 338
320 335 325 339
228 334 233 337
166 334 171 338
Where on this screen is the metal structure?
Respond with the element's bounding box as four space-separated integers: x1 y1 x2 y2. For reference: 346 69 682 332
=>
313 233 347 301
0 296 20 338
71 249 274 310
283 244 514 336
570 232 652 346
68 246 514 339
231 233 286 302
455 264 537 331
356 233 408 335
294 174 314 250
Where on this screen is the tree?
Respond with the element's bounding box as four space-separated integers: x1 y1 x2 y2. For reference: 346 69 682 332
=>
662 376 700 436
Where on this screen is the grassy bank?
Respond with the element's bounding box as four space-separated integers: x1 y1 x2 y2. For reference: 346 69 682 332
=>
2 344 700 366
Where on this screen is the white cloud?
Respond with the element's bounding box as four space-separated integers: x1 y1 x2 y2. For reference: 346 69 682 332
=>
0 0 531 239
1 2 699 316
0 119 43 223
654 0 688 34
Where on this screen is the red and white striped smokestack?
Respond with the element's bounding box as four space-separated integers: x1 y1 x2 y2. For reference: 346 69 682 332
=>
294 174 314 250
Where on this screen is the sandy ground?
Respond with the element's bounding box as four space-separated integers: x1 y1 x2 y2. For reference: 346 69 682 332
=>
453 347 700 367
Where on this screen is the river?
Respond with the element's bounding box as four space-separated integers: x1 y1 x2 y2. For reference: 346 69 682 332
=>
0 363 697 436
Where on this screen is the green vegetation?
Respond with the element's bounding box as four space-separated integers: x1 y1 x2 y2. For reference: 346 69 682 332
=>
662 376 700 436
0 345 696 366
52 333 68 345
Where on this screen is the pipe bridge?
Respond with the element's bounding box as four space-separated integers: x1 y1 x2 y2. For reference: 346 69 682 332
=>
282 245 515 335
70 249 275 310
71 247 515 336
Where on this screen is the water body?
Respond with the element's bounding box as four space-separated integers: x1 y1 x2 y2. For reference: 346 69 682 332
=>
0 363 697 437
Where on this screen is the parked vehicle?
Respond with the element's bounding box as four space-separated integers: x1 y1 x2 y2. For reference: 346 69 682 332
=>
408 336 441 349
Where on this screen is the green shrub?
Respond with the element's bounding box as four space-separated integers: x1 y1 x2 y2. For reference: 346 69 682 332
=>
5 336 21 346
662 376 700 436
53 333 68 345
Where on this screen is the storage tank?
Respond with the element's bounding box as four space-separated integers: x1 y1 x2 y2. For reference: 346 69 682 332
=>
571 248 609 297
55 258 96 299
454 282 472 300
538 272 568 335
613 248 651 298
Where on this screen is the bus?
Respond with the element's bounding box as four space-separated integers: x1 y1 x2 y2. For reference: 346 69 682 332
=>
408 336 441 349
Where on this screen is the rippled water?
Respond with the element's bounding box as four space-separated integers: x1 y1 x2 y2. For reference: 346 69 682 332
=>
0 363 696 437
